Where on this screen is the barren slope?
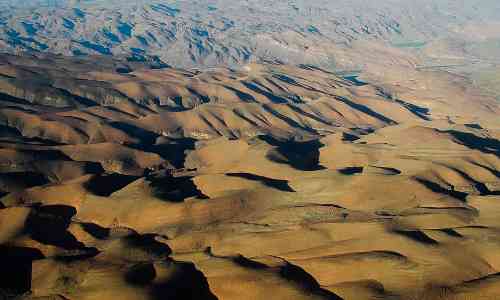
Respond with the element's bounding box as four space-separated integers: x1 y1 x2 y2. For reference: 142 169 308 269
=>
0 53 499 300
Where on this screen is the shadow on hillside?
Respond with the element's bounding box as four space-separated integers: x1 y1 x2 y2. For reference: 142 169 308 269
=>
0 172 50 191
447 130 500 157
25 205 99 260
335 96 396 125
241 81 288 104
229 254 342 300
124 260 218 300
279 262 343 300
415 178 468 201
395 99 431 121
84 173 139 196
226 173 295 192
80 222 172 259
393 230 438 245
344 75 367 86
151 261 219 300
126 137 197 169
0 246 44 295
81 222 110 239
153 137 197 168
338 167 364 175
109 121 158 144
259 135 326 171
148 175 208 202
124 233 172 258
0 125 64 146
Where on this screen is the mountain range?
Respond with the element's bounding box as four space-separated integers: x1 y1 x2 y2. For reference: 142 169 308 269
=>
1 0 500 69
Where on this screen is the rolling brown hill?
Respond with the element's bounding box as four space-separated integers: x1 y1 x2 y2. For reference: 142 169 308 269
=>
0 52 499 300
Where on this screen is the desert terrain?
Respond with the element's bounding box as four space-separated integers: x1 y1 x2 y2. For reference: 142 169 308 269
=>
0 50 498 299
0 1 500 299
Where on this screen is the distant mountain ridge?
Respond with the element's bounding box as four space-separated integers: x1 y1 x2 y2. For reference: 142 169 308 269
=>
1 0 500 68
